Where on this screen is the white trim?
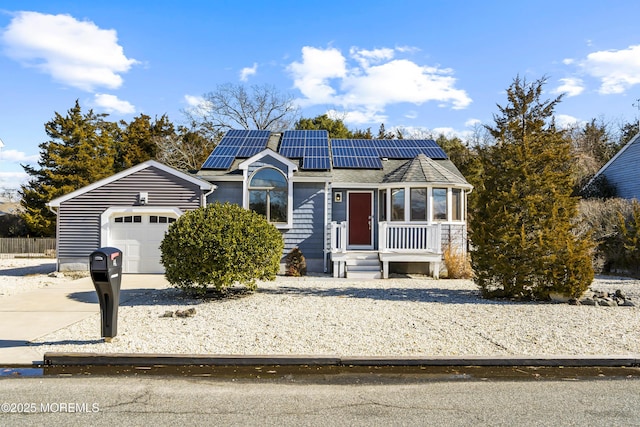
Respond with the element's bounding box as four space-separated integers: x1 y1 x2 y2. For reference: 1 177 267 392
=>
100 206 183 247
240 149 297 229
245 166 293 229
346 190 374 250
48 160 214 207
238 149 298 176
585 132 640 189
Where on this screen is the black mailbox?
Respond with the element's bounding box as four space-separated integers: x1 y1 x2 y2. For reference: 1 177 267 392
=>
89 247 122 340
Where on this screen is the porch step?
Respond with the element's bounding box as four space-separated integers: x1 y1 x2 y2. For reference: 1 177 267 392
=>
346 266 382 280
344 252 381 279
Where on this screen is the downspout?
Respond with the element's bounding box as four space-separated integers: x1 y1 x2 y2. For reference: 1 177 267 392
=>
323 181 329 273
202 184 217 206
47 203 60 272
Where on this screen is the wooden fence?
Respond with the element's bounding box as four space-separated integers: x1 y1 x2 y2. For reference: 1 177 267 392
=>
0 238 56 258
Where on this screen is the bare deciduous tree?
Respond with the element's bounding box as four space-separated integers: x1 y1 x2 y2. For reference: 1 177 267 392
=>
155 126 218 172
185 83 299 136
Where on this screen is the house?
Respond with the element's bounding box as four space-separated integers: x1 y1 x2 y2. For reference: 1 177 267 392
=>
587 132 640 199
47 160 214 273
198 129 472 279
48 130 472 278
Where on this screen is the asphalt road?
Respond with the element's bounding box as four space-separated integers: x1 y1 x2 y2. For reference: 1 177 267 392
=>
0 375 639 426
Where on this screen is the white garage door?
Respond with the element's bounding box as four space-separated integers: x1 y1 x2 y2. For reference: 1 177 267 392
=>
108 214 176 273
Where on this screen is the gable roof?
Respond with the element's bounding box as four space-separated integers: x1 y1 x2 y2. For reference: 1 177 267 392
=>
586 132 640 188
48 160 214 207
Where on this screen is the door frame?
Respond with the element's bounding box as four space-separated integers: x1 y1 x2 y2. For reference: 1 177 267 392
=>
346 190 374 250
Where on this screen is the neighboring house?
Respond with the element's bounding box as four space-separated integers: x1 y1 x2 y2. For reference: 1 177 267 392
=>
48 130 472 278
587 132 640 199
47 160 214 273
198 130 473 279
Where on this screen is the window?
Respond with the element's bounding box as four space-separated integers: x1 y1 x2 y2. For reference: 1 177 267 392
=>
410 188 428 221
391 189 405 221
114 215 141 223
379 190 387 221
150 215 176 224
452 188 462 221
433 188 447 221
249 168 288 223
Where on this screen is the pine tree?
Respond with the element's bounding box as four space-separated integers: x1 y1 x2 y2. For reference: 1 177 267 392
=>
20 100 118 236
470 76 593 299
116 114 175 170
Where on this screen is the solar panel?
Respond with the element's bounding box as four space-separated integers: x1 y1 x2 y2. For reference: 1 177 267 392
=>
279 130 330 170
201 129 271 169
371 139 448 160
331 139 383 169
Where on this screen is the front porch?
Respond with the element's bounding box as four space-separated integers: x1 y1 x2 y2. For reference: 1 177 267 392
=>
329 222 443 279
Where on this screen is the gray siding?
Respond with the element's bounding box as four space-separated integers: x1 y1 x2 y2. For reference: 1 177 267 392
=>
283 182 326 264
441 224 468 252
247 156 288 175
208 181 243 205
603 138 640 200
57 166 203 260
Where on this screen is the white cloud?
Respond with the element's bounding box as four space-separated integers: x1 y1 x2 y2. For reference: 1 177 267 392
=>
239 63 258 81
288 46 348 106
553 77 585 97
288 45 471 125
326 108 387 125
0 172 28 190
183 94 213 117
349 47 395 67
1 11 138 91
554 114 583 128
0 149 38 163
93 94 135 114
580 44 640 94
464 118 481 127
184 94 205 108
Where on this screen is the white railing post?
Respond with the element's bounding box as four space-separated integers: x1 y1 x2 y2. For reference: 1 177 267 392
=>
379 222 388 253
340 222 347 252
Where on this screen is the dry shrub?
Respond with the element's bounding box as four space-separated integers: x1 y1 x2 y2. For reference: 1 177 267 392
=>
443 244 473 279
577 198 634 273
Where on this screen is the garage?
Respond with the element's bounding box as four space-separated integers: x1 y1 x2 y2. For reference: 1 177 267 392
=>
107 213 177 273
47 160 214 273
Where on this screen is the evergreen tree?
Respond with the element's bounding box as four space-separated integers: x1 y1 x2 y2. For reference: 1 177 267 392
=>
470 76 593 299
20 100 118 236
295 114 353 138
116 114 175 170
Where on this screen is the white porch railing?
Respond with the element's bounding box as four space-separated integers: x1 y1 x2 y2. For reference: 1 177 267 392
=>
379 222 441 253
329 221 441 254
329 221 347 253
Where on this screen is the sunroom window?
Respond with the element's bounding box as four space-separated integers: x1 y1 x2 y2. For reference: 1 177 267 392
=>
391 189 405 221
410 188 428 221
432 188 447 221
452 188 462 221
248 168 288 223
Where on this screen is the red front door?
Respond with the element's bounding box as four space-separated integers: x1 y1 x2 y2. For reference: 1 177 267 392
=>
348 192 373 247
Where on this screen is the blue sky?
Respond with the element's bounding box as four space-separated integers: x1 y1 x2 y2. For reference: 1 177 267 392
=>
1 0 640 191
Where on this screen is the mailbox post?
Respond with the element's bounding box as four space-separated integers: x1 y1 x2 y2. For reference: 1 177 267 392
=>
89 247 122 341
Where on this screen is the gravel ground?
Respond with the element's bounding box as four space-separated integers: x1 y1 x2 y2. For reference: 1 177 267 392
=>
2 258 640 357
0 257 59 296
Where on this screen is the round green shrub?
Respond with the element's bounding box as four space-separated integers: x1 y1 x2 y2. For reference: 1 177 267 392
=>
160 202 284 296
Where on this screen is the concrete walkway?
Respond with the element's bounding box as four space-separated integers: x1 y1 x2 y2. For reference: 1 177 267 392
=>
0 275 165 365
